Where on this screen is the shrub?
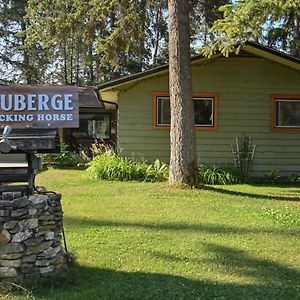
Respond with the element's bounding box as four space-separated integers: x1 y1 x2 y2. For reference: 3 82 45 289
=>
41 143 89 169
145 159 169 182
231 134 256 180
263 170 279 184
198 165 240 185
87 151 168 182
289 172 300 183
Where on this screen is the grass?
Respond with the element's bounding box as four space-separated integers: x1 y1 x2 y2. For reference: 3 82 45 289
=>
4 169 300 300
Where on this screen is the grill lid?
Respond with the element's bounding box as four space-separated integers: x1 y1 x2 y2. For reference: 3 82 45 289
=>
0 128 59 152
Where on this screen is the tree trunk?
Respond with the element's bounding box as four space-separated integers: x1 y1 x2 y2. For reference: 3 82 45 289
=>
153 7 161 65
88 43 94 85
292 12 300 58
168 0 197 187
63 43 68 85
20 18 32 84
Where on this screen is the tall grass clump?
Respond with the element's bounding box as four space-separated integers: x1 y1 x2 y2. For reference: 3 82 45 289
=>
87 151 168 182
198 165 240 185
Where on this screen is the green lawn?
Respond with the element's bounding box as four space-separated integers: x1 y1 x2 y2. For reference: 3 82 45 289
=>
6 169 300 300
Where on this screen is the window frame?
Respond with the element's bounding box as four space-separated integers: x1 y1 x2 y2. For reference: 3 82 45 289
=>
153 92 218 130
271 95 300 131
79 112 112 140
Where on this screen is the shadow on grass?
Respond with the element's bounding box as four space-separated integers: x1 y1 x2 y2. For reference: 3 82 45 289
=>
19 218 298 299
64 216 300 236
151 242 300 286
27 246 299 300
202 185 300 202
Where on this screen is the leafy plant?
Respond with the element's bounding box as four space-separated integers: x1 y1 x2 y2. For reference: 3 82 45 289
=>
87 151 168 182
263 170 279 184
231 133 256 180
41 143 89 169
145 159 169 182
198 165 240 185
289 172 300 182
90 139 116 158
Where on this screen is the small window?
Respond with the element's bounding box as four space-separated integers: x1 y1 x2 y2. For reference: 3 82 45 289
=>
273 96 300 129
194 98 214 127
154 93 217 129
157 97 171 126
79 113 111 139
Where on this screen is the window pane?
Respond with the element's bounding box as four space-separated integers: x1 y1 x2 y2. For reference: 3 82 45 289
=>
194 98 213 126
157 97 170 125
275 100 300 127
156 96 215 127
79 114 111 139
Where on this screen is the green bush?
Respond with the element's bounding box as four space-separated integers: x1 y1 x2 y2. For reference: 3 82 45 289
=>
289 172 300 183
145 159 169 182
198 165 240 185
263 170 280 184
87 151 168 182
41 143 89 169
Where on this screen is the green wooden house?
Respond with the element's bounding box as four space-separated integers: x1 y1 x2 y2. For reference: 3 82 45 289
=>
97 42 300 177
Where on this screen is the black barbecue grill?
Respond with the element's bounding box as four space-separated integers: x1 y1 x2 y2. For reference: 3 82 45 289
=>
0 126 59 195
0 85 80 195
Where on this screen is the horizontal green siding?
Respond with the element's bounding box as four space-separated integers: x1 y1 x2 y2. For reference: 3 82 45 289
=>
117 56 300 176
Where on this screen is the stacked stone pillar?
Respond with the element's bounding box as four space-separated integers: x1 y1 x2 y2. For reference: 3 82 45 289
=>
0 191 67 281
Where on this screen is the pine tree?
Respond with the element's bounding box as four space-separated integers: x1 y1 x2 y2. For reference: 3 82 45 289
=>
25 0 231 84
0 0 49 83
168 0 197 187
26 0 156 83
202 0 300 58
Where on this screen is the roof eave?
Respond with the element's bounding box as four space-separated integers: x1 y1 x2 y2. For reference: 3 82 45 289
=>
98 42 300 92
245 42 300 72
98 54 219 92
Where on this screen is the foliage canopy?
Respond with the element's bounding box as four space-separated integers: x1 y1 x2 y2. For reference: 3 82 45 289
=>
202 0 300 57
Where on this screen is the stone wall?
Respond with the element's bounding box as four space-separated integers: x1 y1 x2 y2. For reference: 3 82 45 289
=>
0 191 68 281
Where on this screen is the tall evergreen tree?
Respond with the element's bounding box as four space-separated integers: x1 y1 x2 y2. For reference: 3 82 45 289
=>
26 0 103 85
190 0 231 45
26 0 165 83
0 0 49 83
267 8 300 57
25 0 231 84
168 0 197 187
202 0 300 57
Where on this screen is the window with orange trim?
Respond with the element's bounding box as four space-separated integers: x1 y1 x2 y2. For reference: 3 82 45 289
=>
154 93 217 129
272 96 300 129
